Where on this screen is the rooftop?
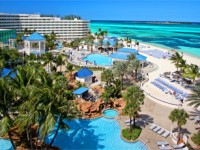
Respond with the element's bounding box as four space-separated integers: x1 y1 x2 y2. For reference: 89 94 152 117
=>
26 32 45 41
72 87 89 95
76 68 93 78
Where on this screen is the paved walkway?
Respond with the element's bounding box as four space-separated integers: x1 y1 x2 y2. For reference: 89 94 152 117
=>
116 96 198 149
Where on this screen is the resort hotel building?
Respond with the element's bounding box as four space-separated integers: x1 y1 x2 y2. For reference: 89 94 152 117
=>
0 13 90 41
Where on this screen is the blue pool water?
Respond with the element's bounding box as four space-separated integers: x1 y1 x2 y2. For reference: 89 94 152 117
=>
45 117 148 150
103 109 118 118
83 54 113 66
0 139 14 150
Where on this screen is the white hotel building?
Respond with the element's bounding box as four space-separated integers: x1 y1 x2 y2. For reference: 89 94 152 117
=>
0 13 89 41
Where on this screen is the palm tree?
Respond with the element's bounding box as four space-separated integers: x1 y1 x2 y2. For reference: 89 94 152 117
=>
170 52 183 71
113 41 119 53
127 53 136 62
42 52 55 73
38 75 77 148
177 59 187 73
101 86 112 108
112 61 128 90
66 63 74 81
99 39 104 52
14 87 41 150
123 86 144 131
54 54 65 72
169 109 189 142
182 64 200 84
101 69 113 86
186 85 200 109
128 60 141 81
0 78 16 149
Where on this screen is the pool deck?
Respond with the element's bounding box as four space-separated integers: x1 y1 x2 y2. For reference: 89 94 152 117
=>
115 96 198 150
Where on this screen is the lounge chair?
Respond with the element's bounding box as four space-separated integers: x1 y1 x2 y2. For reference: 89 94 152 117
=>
175 146 189 150
157 128 165 135
126 121 134 126
149 123 157 130
157 141 169 146
172 143 185 149
153 126 161 132
162 130 170 138
124 119 132 124
159 146 172 150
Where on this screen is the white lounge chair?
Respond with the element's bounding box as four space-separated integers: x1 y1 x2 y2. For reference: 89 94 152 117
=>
149 123 157 130
125 121 134 126
153 126 161 132
172 143 185 149
124 119 132 123
159 146 172 150
157 128 165 135
157 141 169 146
162 130 170 138
175 146 189 150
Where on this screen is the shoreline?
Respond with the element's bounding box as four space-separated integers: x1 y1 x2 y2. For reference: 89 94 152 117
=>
137 41 200 66
107 33 200 66
92 31 200 65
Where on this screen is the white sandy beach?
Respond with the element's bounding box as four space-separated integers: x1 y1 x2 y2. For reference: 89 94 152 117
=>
126 41 200 112
139 42 200 66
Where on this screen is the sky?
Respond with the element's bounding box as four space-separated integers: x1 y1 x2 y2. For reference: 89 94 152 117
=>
0 0 200 22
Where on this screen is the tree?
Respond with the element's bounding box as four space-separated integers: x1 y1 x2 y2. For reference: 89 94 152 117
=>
169 109 189 142
127 53 136 62
63 15 81 20
186 85 200 109
42 52 55 73
44 32 57 50
191 132 200 146
182 64 199 84
38 75 77 148
113 41 119 53
0 78 16 149
128 60 141 81
170 52 183 71
66 63 74 81
101 86 113 108
112 61 128 90
101 69 113 86
123 86 144 131
106 41 110 51
54 54 65 72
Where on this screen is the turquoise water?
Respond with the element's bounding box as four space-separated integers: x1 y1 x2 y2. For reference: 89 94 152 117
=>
0 139 14 150
103 109 118 118
45 117 148 150
83 54 113 66
90 21 200 57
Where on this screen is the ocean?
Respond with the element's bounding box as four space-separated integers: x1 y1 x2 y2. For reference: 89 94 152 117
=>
90 21 200 58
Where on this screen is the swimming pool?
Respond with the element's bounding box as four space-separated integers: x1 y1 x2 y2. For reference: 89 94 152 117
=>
0 139 14 150
103 109 118 118
83 54 113 66
45 117 148 150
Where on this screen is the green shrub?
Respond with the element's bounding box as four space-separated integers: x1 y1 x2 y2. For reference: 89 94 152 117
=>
122 126 142 141
191 132 200 146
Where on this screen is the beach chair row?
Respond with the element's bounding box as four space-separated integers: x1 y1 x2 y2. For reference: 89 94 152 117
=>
149 123 170 138
155 78 188 98
157 141 188 150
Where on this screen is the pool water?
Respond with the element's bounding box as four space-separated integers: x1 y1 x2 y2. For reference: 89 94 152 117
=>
45 117 148 150
103 109 118 118
83 54 113 66
0 139 14 150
